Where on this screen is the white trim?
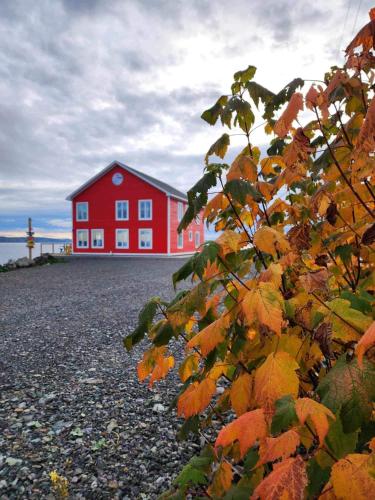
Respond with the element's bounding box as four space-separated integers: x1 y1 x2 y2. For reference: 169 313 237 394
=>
195 231 201 248
177 201 183 222
91 228 104 249
66 162 188 202
76 202 88 221
115 200 129 221
116 228 129 249
188 230 193 242
138 228 153 249
167 195 171 254
76 229 89 248
177 231 183 249
72 251 195 257
138 199 152 220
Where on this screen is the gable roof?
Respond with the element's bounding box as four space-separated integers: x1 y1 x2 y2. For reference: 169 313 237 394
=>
66 161 188 201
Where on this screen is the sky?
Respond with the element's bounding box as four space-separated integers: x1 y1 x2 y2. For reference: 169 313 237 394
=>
0 0 373 239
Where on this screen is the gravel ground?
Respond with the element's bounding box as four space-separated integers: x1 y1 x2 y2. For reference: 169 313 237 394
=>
0 257 198 499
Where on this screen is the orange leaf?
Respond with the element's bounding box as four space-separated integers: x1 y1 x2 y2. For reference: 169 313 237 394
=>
227 155 257 182
179 353 200 382
295 398 335 446
149 356 174 387
254 352 299 419
274 92 304 138
331 453 375 499
137 347 174 387
207 461 233 497
259 263 283 289
346 9 375 56
283 128 314 168
251 455 307 500
177 378 216 418
254 226 291 256
256 429 301 466
187 314 230 356
356 96 375 155
242 282 285 336
355 321 375 368
215 409 267 458
216 230 247 256
299 269 329 293
230 372 252 416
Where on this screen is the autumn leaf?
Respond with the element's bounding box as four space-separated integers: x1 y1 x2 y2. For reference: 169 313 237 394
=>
207 461 233 497
260 155 286 175
242 282 285 336
356 321 375 368
227 155 258 183
253 352 299 419
356 96 375 155
259 263 283 288
251 455 307 500
215 409 267 457
346 7 375 55
295 398 335 446
187 314 230 356
179 353 200 382
230 372 252 416
254 226 291 256
300 269 329 293
330 453 375 499
177 378 216 418
320 298 372 342
256 429 300 466
283 128 314 167
137 347 175 388
274 92 304 138
216 230 247 256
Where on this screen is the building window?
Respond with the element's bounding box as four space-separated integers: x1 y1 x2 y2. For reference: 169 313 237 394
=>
77 229 89 248
139 200 152 220
76 202 88 221
116 200 129 220
177 232 183 249
188 230 193 242
196 214 201 225
195 231 200 248
177 201 184 222
91 229 104 248
139 228 152 249
116 229 129 249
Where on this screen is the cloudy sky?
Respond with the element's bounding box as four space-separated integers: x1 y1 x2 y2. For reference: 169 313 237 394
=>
0 0 372 238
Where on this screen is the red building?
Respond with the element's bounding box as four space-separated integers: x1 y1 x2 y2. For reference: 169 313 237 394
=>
66 161 204 256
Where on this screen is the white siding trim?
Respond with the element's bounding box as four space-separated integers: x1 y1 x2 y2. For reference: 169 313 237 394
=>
167 195 171 254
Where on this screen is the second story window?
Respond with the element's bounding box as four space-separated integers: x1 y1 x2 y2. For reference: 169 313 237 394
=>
139 200 152 220
116 200 129 220
177 201 184 222
76 202 88 221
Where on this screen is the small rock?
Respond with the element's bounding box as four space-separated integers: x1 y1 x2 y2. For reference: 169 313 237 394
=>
152 403 166 413
78 378 104 385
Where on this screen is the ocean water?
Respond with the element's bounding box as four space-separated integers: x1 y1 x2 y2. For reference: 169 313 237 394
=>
0 243 67 265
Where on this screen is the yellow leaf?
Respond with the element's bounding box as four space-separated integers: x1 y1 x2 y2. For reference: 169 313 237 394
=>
242 282 285 336
251 456 307 500
295 398 335 446
254 226 291 256
227 155 257 182
215 408 268 458
177 378 216 418
216 230 247 256
254 352 299 419
179 353 199 382
330 453 375 499
259 263 283 288
230 372 253 416
204 193 229 219
187 315 230 356
356 321 375 368
207 461 233 497
257 429 300 466
260 156 286 175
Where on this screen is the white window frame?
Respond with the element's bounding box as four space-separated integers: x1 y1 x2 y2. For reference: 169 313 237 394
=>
138 199 152 220
76 202 88 221
188 230 193 242
115 200 129 221
195 231 200 248
116 229 129 249
91 228 104 249
138 228 153 249
177 231 183 249
76 229 89 248
177 201 184 222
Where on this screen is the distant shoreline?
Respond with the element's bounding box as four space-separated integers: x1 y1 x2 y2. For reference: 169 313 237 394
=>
0 237 71 243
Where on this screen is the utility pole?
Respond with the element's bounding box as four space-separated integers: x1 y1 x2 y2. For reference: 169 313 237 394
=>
26 217 35 260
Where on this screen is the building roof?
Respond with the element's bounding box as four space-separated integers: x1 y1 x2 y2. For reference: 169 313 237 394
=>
66 161 188 201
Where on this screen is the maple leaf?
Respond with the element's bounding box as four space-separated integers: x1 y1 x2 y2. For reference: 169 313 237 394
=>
227 155 258 183
187 314 230 356
216 230 247 256
287 223 311 252
345 8 375 55
299 269 329 293
137 347 175 388
260 155 286 175
253 352 299 419
251 455 307 500
356 95 375 155
330 453 375 499
242 282 285 336
207 461 233 497
295 398 335 446
256 429 300 466
179 353 200 382
356 321 375 368
259 263 283 288
177 378 216 418
283 127 314 168
215 409 268 458
230 372 252 416
274 92 304 138
254 226 291 257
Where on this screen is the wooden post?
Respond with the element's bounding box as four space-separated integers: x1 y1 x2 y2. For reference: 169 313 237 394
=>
26 217 35 260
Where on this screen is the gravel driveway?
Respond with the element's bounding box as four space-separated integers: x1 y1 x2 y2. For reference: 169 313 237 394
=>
0 257 197 499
